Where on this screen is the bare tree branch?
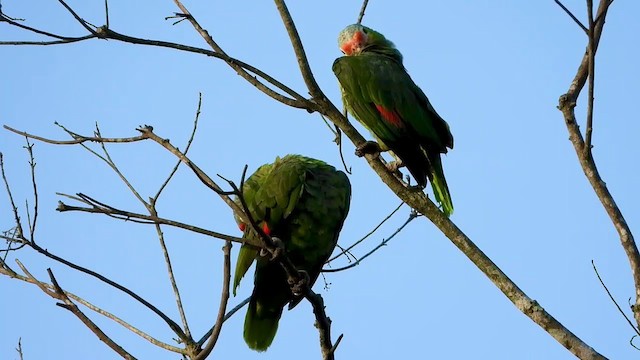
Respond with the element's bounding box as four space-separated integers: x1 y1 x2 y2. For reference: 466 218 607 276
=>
324 209 417 273
357 0 370 24
46 268 136 360
584 0 596 153
0 259 185 354
56 192 252 246
269 1 607 357
557 0 640 330
15 337 23 360
306 291 339 360
328 201 404 263
194 241 231 360
592 260 640 336
197 297 250 346
553 0 589 33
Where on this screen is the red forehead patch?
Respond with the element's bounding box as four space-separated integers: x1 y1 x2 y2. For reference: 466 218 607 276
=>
341 30 366 55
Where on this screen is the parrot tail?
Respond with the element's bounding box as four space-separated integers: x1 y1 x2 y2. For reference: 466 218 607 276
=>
429 154 454 217
243 297 283 352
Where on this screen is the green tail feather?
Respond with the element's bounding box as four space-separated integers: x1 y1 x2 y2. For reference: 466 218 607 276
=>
243 298 282 352
430 156 453 217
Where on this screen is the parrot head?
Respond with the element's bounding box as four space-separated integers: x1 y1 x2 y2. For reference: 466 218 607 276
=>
337 24 402 62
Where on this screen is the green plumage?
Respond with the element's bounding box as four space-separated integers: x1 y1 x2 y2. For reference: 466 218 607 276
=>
233 154 351 351
333 24 454 216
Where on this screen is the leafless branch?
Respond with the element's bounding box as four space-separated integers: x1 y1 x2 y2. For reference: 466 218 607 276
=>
15 337 23 360
197 297 250 346
592 260 640 335
0 20 312 111
557 0 639 331
4 124 146 145
57 0 99 35
0 258 184 353
269 0 607 357
155 93 201 199
357 0 370 24
584 0 595 153
56 192 253 246
328 201 404 263
194 241 231 360
324 209 417 273
554 0 589 33
46 267 136 359
306 291 340 360
149 96 202 341
24 140 39 240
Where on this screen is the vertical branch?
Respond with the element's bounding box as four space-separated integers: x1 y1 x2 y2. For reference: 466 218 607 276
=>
194 241 232 360
557 0 640 329
357 0 369 24
150 204 191 339
25 139 39 239
584 0 595 153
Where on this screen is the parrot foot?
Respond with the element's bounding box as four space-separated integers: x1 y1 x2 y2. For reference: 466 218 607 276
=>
355 141 381 158
386 160 405 181
288 270 310 296
386 159 405 173
260 237 285 260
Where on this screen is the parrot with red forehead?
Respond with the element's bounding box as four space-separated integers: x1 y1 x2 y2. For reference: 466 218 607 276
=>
332 24 454 216
232 154 351 351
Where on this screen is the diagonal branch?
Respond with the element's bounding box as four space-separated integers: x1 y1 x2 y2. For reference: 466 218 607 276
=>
272 1 607 358
46 268 136 360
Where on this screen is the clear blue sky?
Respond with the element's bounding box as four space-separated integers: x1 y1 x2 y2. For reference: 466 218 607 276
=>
2 1 639 359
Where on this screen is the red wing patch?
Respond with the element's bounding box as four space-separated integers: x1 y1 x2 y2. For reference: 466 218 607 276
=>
374 104 404 128
238 222 246 232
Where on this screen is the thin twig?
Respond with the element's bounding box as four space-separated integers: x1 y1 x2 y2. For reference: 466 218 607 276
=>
15 337 23 360
24 139 39 240
357 0 370 24
4 124 147 145
197 297 250 346
592 260 640 335
149 96 203 342
150 203 192 340
57 0 98 35
554 0 589 33
46 268 136 360
324 210 417 273
155 93 201 199
171 0 314 110
104 0 109 28
56 194 254 246
328 202 403 263
0 153 25 238
194 241 232 360
584 0 595 153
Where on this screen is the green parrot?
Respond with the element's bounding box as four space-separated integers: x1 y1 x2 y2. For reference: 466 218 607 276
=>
232 154 351 351
332 24 454 216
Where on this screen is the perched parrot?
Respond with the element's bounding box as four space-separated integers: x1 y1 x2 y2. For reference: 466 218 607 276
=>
332 24 454 216
232 154 351 351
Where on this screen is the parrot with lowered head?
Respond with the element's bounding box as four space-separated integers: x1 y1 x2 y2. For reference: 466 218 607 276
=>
332 24 454 216
232 154 351 351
